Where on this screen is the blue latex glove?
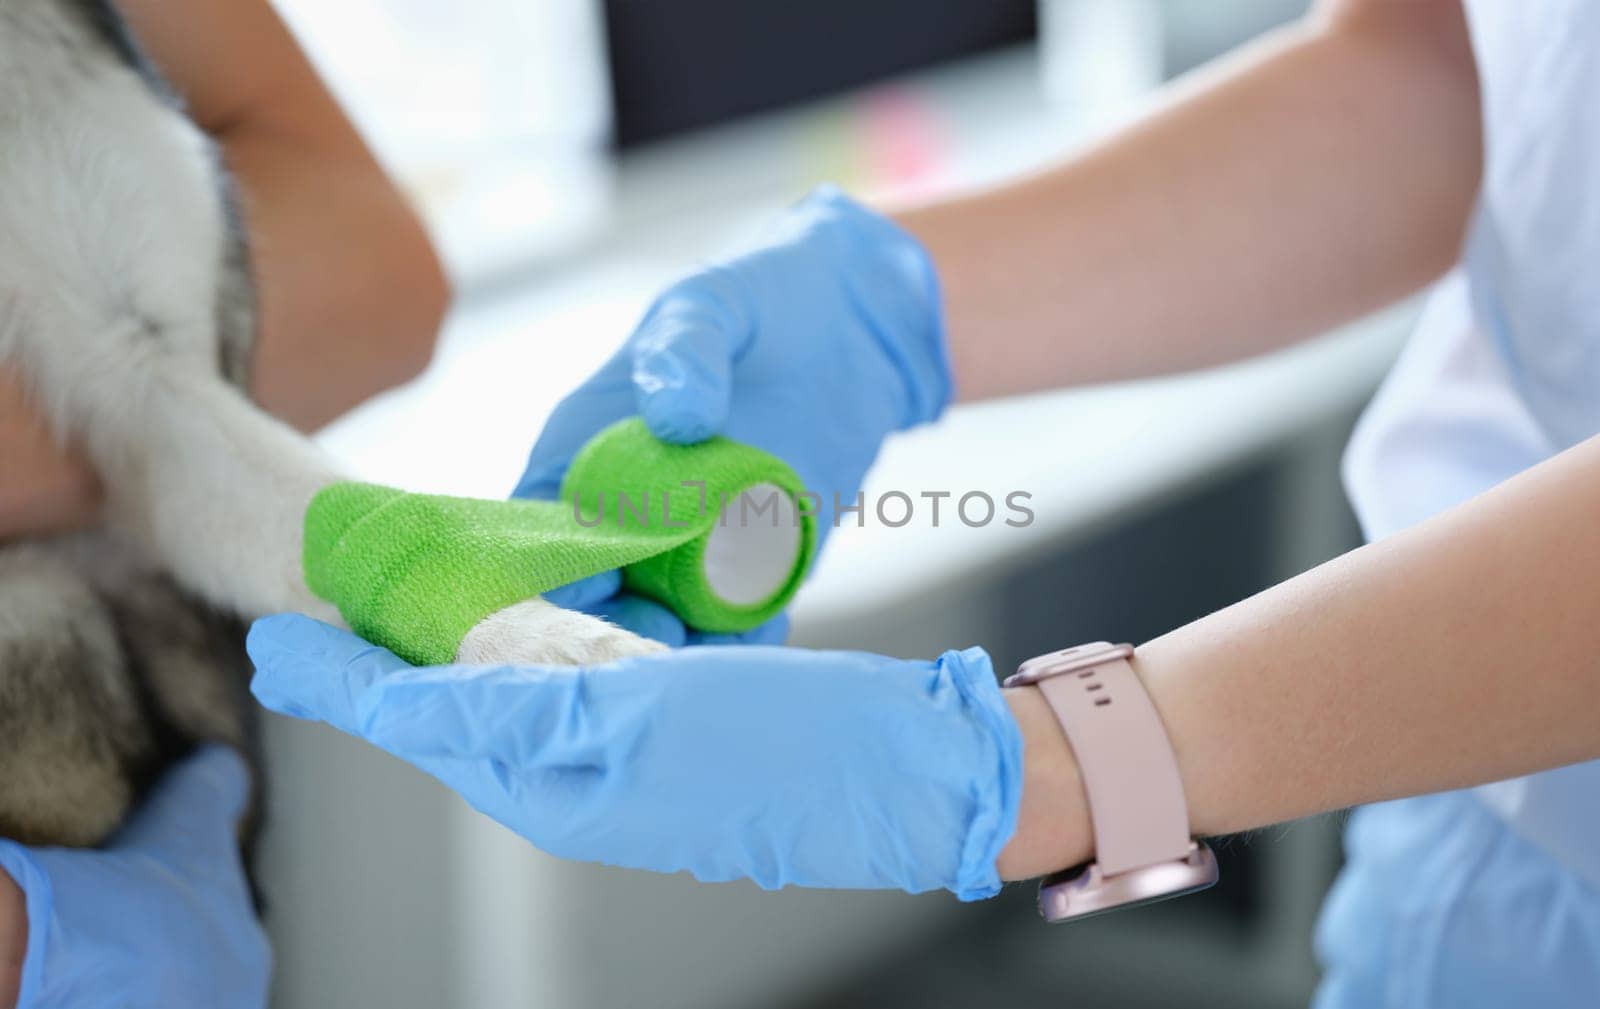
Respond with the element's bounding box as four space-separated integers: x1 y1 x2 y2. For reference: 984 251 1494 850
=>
0 747 270 1009
525 185 950 645
247 614 1020 900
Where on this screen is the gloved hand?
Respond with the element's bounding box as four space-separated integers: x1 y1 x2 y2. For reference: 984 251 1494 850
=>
524 185 950 646
0 746 269 1009
247 613 1019 900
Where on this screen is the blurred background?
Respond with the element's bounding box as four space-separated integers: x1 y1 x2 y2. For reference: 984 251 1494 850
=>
254 1 1422 1006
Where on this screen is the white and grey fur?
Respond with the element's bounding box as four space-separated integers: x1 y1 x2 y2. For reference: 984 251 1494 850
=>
0 0 657 848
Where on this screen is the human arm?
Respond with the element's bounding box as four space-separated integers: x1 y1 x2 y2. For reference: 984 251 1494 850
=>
0 748 269 1009
249 429 1600 893
519 0 1479 636
0 0 448 542
904 0 1481 400
248 621 1023 897
114 0 450 429
1001 427 1600 879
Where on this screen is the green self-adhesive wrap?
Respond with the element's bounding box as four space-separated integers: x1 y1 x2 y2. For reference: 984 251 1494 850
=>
303 419 817 665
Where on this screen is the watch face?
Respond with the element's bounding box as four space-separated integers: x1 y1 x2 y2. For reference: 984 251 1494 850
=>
1037 843 1220 924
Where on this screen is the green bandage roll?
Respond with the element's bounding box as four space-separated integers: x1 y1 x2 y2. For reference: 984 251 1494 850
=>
303 419 817 665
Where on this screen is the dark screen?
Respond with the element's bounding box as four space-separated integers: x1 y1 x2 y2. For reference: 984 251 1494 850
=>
603 0 1037 148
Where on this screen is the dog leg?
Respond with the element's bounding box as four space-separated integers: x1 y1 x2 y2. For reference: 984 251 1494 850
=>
82 367 343 622
74 363 659 665
456 599 667 665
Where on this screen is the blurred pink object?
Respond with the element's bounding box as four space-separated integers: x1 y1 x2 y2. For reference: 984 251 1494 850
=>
860 87 947 197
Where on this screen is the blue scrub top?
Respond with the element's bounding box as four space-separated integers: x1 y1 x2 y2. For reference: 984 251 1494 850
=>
1330 2 1600 1004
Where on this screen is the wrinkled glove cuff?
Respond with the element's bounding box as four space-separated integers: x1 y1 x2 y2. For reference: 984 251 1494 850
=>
939 646 1024 901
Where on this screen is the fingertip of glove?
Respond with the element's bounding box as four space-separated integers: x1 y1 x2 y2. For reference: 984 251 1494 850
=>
176 746 253 818
690 612 790 647
190 743 250 781
244 616 333 718
244 613 305 659
592 594 688 648
511 470 563 502
126 746 254 842
745 612 792 645
248 673 313 722
246 612 354 663
543 570 624 611
639 393 721 444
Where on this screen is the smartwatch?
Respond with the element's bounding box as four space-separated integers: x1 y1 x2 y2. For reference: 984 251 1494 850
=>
1003 642 1217 922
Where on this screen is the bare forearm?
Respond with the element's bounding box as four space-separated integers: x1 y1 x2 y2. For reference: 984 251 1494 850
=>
1148 432 1600 839
116 0 450 431
1001 433 1600 879
898 2 1480 401
222 125 448 430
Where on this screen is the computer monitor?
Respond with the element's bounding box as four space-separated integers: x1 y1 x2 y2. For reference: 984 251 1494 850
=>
603 0 1036 147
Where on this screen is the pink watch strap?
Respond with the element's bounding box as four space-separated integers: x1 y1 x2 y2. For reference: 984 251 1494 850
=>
1006 643 1192 877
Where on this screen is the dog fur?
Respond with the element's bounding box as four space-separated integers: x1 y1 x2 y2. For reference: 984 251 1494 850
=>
0 0 656 849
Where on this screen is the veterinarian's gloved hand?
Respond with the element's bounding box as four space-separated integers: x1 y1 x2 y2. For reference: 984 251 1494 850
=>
0 747 269 1009
523 185 949 645
247 614 1019 899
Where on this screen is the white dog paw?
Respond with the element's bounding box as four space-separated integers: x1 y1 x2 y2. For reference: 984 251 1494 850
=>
454 597 667 666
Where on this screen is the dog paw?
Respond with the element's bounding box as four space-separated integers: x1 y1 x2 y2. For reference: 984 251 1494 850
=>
454 597 667 666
